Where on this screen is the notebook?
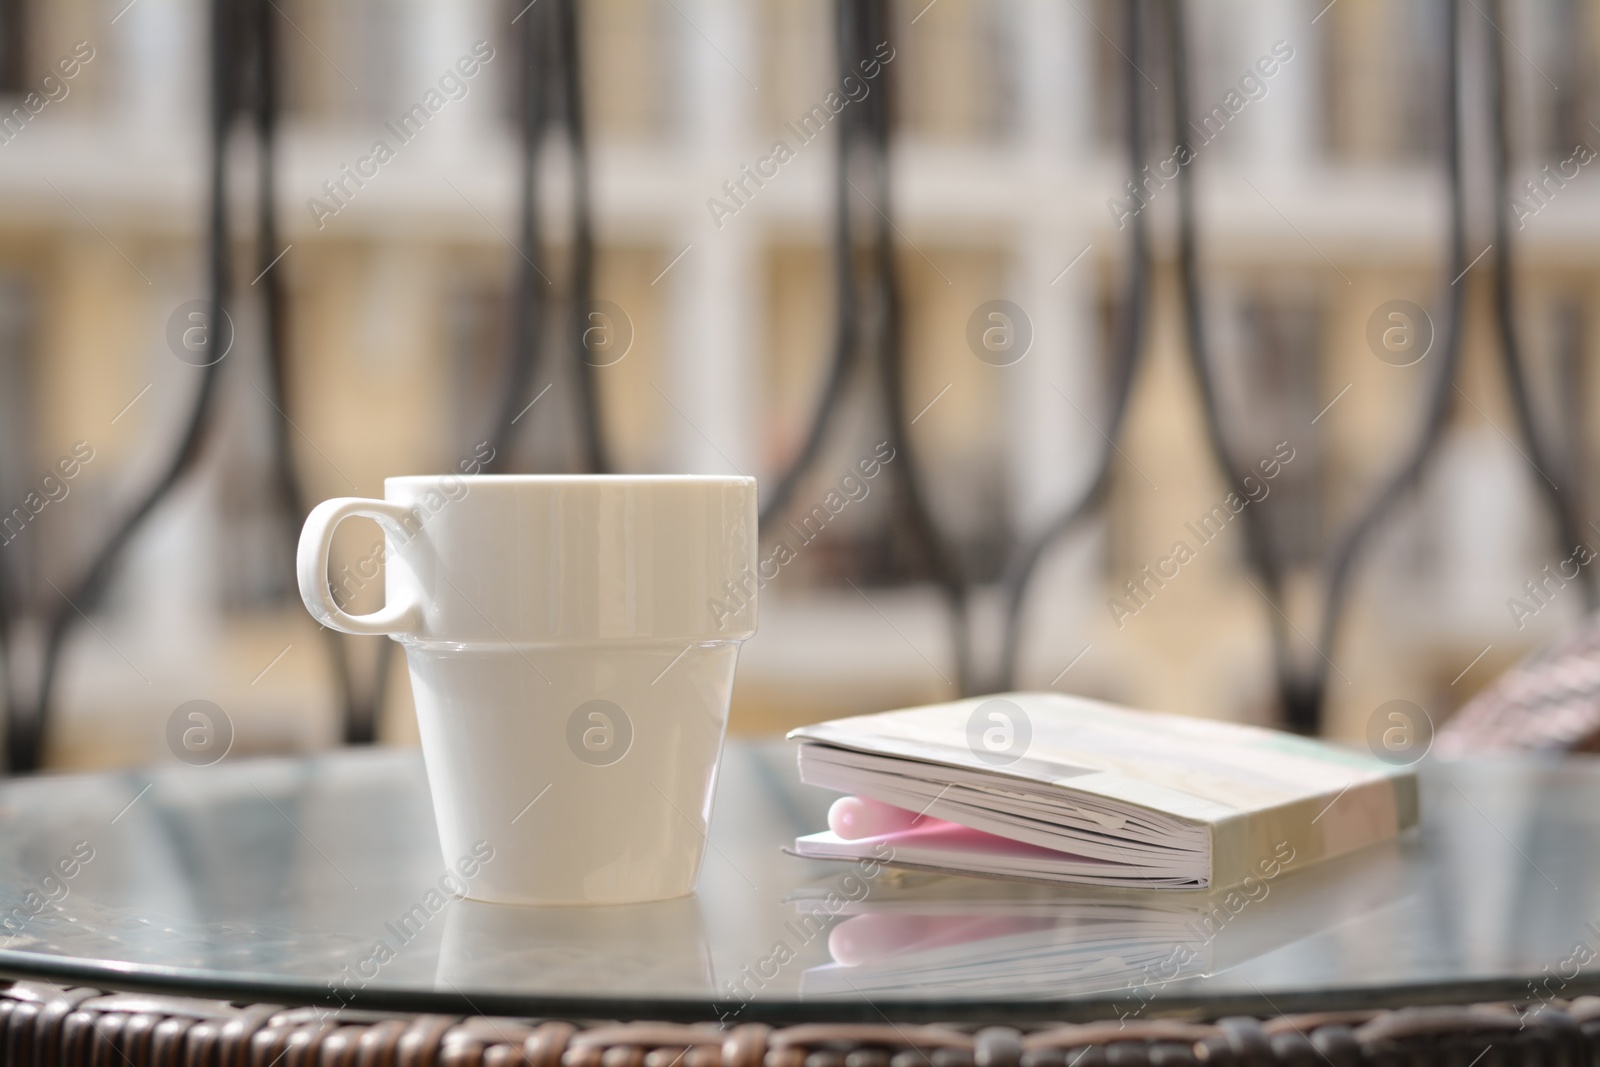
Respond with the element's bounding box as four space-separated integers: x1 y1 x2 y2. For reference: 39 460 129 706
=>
788 692 1419 889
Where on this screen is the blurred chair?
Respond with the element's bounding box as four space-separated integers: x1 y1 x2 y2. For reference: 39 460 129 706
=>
1438 616 1600 755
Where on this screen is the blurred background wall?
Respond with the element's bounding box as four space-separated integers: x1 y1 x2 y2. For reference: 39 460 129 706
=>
0 0 1595 768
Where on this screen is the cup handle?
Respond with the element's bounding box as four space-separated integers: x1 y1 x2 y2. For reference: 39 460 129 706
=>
297 497 426 637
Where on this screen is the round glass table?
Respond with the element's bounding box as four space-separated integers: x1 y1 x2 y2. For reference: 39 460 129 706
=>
1 741 1598 1031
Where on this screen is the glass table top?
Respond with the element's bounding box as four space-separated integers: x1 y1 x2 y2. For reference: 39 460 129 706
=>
0 741 1598 1022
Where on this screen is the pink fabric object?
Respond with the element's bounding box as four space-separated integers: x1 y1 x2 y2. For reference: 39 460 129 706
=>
827 810 1104 863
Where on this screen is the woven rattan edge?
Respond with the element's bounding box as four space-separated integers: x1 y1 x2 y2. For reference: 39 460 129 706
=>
4 981 1597 1066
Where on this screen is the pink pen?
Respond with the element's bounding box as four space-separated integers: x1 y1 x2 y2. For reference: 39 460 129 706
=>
827 795 926 840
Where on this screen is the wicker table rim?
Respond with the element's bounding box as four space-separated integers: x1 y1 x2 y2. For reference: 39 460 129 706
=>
4 981 1598 1067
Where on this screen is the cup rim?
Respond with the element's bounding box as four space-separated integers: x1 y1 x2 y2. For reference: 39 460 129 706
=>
385 474 755 487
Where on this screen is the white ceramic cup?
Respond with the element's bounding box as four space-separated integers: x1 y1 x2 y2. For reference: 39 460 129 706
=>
296 475 758 905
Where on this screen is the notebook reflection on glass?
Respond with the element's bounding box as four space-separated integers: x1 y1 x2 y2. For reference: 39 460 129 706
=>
790 838 1409 998
787 693 1419 890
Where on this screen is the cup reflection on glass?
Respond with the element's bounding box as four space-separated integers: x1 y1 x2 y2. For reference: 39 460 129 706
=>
297 475 758 905
437 894 713 993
